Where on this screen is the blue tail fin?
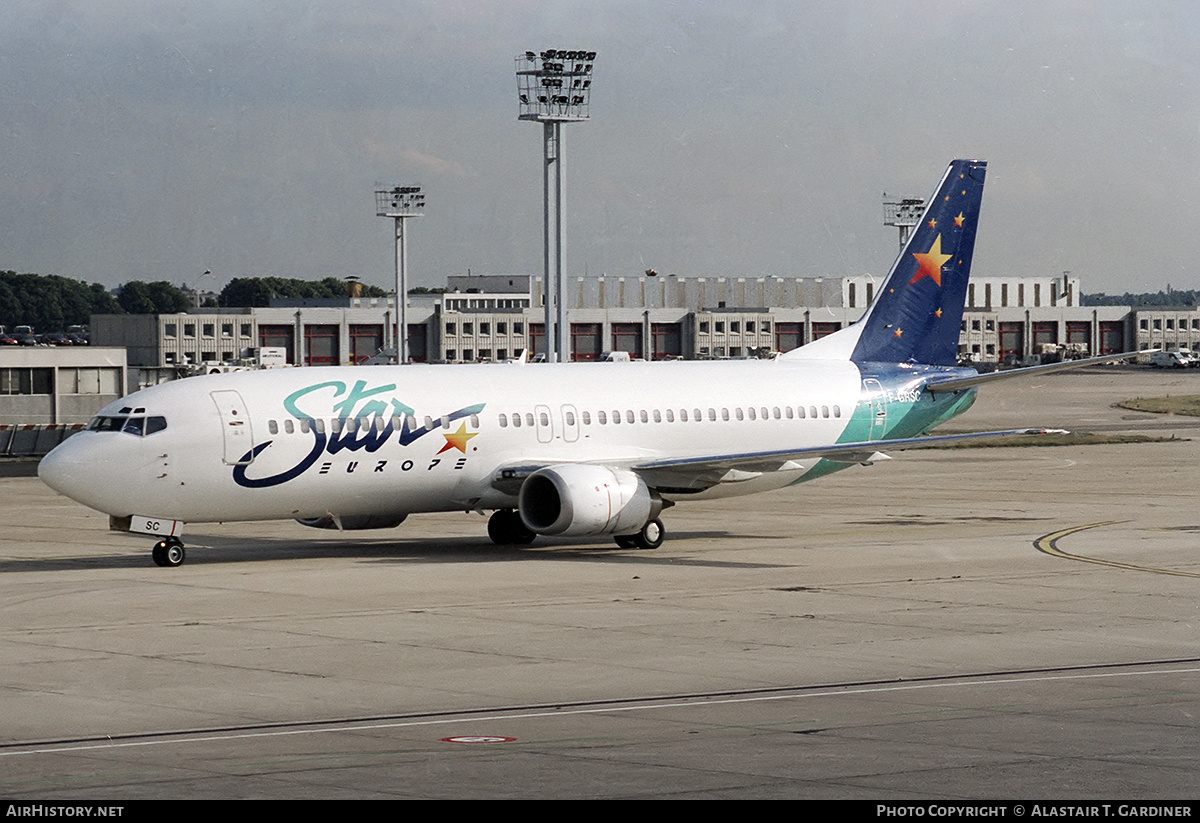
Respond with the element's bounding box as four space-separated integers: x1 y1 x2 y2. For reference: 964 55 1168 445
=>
786 159 987 366
853 159 987 364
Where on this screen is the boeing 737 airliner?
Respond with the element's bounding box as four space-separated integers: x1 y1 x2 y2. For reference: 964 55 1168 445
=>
38 159 1130 566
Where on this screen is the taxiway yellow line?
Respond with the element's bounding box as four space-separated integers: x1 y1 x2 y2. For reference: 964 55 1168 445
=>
1034 521 1200 578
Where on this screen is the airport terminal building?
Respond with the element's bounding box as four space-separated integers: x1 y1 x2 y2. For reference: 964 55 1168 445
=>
90 272 1163 374
6 269 1183 443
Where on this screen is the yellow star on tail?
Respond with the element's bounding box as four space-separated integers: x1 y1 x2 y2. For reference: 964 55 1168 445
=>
908 234 952 286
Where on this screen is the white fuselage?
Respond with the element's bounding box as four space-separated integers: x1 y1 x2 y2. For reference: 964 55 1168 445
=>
40 358 875 524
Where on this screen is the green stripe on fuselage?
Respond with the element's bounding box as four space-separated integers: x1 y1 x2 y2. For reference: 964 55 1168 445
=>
790 371 977 485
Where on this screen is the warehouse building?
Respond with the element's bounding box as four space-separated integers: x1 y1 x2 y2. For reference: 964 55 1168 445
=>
89 272 1175 375
0 347 127 425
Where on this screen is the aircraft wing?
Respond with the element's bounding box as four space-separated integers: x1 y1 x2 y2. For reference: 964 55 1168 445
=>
924 350 1147 395
629 428 1066 493
491 428 1066 496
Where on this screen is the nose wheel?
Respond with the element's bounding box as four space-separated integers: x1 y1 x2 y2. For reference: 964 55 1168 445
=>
151 537 186 567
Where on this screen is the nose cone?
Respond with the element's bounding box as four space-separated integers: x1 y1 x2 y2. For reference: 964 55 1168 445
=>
38 435 125 515
38 443 76 496
38 440 82 497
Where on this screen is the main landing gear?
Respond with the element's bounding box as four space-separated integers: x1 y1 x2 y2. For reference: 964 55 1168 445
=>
487 509 537 545
614 518 665 551
486 510 665 550
151 537 186 567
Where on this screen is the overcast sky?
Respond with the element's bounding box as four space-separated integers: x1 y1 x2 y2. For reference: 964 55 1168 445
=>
3 1 1199 296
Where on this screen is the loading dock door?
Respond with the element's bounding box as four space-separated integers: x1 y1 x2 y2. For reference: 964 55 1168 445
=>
999 323 1024 363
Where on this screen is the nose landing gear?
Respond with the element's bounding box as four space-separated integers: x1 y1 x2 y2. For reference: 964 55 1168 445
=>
151 537 186 567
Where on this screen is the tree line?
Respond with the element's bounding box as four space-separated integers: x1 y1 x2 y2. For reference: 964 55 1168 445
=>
1082 290 1200 307
215 276 386 307
0 271 388 331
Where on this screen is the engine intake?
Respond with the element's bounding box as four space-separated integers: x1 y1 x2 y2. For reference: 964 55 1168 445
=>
518 464 658 536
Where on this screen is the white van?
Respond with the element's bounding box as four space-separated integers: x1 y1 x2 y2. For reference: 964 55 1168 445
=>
1149 350 1189 368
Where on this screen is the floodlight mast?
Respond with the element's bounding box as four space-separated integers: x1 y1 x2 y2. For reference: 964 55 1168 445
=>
375 186 425 363
517 49 596 362
883 196 925 249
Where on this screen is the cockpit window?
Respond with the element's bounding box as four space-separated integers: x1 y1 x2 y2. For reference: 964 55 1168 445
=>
87 414 168 437
88 415 126 432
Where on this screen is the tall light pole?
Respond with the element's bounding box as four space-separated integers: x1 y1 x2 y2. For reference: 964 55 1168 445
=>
375 185 425 363
193 269 214 308
517 49 596 362
883 196 925 250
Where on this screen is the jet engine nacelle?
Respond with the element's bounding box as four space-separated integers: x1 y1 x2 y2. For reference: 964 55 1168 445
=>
295 514 407 531
518 464 656 536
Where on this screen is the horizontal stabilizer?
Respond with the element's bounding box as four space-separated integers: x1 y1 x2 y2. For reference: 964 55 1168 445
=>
924 351 1148 395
